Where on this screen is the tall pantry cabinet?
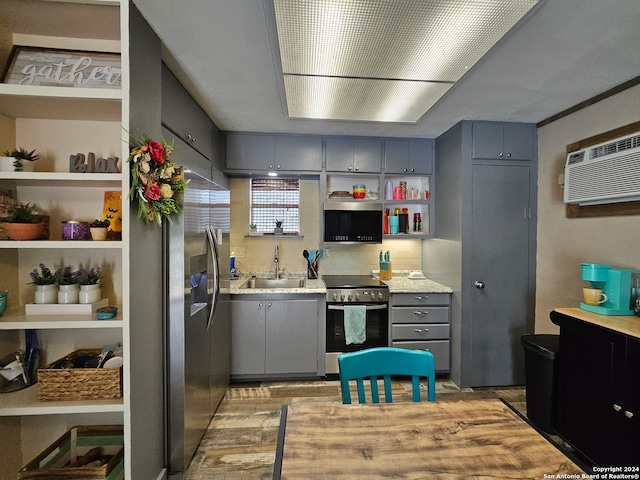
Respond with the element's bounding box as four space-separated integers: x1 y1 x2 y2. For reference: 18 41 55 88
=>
424 120 537 389
0 2 165 478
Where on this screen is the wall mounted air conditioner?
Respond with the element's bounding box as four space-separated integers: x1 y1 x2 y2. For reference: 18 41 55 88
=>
564 131 640 205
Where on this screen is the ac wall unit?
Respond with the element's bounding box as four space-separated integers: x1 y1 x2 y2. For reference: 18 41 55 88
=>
564 131 640 205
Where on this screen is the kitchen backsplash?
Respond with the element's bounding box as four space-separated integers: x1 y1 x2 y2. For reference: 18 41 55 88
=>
229 178 422 275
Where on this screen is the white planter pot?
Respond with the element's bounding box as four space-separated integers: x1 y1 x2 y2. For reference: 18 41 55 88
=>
79 284 100 304
0 156 16 172
0 156 35 172
58 284 80 304
34 284 58 304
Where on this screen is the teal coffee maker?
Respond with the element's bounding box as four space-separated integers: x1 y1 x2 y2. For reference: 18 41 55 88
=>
580 263 640 315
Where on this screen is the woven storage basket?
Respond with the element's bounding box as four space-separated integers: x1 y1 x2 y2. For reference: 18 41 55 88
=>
38 349 122 401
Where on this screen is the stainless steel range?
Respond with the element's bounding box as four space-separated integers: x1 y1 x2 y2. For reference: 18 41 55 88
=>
323 275 389 374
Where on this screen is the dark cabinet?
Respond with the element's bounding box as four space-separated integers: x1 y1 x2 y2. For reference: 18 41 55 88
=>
226 132 322 173
325 137 382 173
384 139 434 174
472 122 535 160
161 65 215 162
552 311 640 467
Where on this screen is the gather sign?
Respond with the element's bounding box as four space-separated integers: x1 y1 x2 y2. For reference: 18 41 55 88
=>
2 46 121 89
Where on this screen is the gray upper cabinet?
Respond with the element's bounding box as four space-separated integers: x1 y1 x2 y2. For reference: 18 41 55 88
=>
325 137 382 173
384 139 434 174
471 122 535 160
226 132 322 173
161 65 214 161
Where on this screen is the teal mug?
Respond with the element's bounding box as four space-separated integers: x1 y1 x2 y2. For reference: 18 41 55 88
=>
0 291 7 316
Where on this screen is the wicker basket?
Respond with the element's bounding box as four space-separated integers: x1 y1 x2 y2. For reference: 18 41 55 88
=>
38 349 122 401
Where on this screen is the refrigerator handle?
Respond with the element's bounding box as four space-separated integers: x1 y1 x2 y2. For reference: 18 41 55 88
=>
205 226 220 330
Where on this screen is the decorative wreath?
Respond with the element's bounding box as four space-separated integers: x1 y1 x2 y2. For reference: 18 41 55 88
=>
128 130 188 225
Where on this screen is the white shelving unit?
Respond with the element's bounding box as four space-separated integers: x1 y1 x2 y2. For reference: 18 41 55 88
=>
0 0 130 477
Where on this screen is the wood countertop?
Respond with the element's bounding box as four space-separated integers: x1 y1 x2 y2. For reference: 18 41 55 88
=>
274 399 584 479
553 307 640 339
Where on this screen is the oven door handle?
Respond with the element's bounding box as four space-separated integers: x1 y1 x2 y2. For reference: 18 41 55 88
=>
328 304 388 311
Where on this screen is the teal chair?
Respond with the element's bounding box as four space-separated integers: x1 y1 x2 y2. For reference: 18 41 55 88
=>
338 347 436 404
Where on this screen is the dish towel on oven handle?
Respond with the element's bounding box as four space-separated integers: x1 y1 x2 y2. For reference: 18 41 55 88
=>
344 305 367 345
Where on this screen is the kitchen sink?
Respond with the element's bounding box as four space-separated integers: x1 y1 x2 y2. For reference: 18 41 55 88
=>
240 277 306 289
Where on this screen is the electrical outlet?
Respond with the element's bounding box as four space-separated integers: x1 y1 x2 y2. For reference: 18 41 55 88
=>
324 247 330 258
233 247 245 258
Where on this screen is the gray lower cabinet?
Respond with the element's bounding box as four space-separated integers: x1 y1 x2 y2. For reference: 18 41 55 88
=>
226 132 322 173
390 293 451 373
231 297 319 377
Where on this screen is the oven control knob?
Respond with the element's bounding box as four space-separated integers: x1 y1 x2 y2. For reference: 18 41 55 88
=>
355 293 360 301
332 293 338 301
340 294 345 301
378 291 384 300
347 294 352 301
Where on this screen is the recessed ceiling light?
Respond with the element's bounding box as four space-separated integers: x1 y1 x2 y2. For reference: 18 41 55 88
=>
273 0 539 123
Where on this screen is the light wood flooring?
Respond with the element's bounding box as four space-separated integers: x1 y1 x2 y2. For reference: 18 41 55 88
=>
184 378 528 479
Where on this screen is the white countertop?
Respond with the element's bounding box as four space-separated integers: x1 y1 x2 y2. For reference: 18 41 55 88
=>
229 271 453 295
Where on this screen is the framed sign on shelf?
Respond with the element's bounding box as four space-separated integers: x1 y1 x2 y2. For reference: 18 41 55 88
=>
2 46 121 88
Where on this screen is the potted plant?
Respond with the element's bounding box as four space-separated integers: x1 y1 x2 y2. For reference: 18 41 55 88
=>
76 265 102 304
249 223 258 234
89 219 110 241
29 263 58 304
54 266 80 304
274 220 284 235
0 147 40 172
0 202 45 240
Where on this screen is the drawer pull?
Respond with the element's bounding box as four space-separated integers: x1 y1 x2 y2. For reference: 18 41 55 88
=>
413 311 429 316
613 404 622 412
414 328 429 334
414 296 429 301
624 410 634 419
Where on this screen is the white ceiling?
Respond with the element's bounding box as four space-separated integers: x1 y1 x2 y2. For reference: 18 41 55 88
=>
133 0 640 139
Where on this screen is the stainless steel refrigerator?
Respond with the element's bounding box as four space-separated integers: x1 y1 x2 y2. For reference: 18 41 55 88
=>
164 135 231 478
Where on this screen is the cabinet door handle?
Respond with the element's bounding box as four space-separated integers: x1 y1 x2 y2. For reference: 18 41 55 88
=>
403 168 408 172
475 281 485 289
414 328 429 334
413 311 429 316
355 166 360 171
277 165 281 169
348 166 353 171
497 152 504 157
267 302 272 308
414 295 429 301
258 302 263 308
506 152 511 157
624 410 634 419
613 404 622 412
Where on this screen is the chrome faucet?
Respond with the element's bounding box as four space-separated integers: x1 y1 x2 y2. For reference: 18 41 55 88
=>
274 245 279 278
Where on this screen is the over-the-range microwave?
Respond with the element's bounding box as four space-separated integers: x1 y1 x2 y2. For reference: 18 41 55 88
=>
323 202 383 244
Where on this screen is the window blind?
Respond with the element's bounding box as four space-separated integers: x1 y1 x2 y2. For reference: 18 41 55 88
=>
250 178 300 233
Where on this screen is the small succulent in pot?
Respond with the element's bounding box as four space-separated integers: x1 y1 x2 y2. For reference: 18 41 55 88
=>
274 220 283 228
2 148 40 172
90 219 110 228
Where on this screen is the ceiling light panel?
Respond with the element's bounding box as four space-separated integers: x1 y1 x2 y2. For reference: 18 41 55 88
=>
273 0 539 123
274 0 538 82
284 75 452 122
